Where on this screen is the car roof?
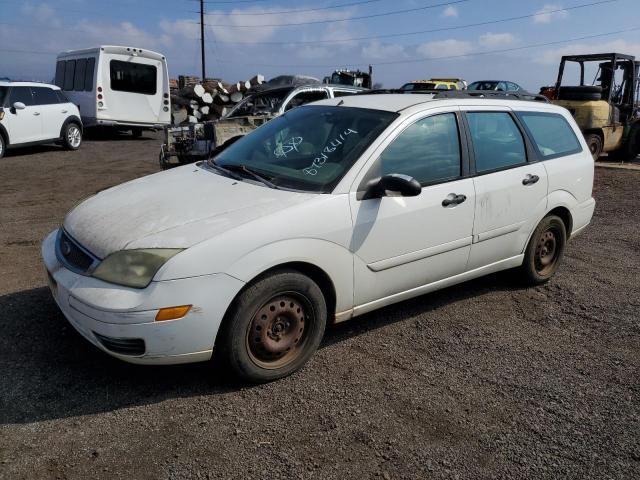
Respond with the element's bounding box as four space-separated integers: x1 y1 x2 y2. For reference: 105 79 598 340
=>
309 93 563 114
0 81 60 89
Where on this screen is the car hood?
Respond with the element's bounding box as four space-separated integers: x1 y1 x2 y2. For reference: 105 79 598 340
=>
63 164 314 259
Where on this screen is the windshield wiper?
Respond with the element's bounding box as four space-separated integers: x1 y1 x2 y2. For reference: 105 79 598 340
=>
207 158 243 181
223 164 279 189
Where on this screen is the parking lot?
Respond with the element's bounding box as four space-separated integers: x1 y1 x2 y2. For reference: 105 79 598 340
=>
0 133 638 479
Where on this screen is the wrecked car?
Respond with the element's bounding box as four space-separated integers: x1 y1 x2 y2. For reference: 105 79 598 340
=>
159 83 364 169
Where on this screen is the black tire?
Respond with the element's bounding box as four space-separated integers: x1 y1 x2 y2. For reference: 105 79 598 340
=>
62 122 82 150
521 215 567 285
628 125 640 159
0 134 5 159
558 86 603 101
584 133 603 161
216 270 327 383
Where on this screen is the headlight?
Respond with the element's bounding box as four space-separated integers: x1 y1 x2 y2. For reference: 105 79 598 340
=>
92 249 183 288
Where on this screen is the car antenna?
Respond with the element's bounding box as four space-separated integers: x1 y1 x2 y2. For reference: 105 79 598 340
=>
336 99 344 106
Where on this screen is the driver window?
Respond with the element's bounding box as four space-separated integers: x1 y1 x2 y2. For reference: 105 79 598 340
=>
379 113 462 185
284 90 329 111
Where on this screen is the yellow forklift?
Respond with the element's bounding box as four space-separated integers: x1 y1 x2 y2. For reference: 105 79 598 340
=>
552 53 640 160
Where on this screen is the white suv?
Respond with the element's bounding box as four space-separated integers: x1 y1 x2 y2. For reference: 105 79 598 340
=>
0 81 82 158
42 94 595 382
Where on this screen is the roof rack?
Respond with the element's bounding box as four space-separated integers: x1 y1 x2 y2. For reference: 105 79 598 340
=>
358 89 549 102
432 91 550 103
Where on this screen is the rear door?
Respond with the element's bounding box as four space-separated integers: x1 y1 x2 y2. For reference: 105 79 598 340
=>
464 108 548 270
5 86 42 144
105 55 162 123
31 87 67 139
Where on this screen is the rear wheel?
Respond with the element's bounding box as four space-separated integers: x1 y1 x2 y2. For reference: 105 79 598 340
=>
0 135 5 159
584 133 603 161
62 123 82 150
520 215 567 285
217 270 327 383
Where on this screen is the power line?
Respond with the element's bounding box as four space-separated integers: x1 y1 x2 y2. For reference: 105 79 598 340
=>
198 0 472 28
199 0 384 16
211 26 640 69
207 0 619 45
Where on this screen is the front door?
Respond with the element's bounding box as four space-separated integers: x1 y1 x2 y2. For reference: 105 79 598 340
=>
5 86 43 144
32 87 67 139
349 111 475 306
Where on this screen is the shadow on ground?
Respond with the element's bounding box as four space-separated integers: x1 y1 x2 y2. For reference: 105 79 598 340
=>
0 271 521 425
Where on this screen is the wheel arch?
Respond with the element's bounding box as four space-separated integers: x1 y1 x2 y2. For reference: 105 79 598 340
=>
59 115 83 138
0 122 9 147
522 192 577 253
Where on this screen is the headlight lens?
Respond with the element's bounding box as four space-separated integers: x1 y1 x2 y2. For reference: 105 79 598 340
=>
92 249 183 288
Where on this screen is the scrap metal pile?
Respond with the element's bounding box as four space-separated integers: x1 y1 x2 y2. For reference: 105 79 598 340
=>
170 74 265 125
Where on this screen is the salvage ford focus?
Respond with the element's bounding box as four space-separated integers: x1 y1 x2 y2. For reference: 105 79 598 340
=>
42 94 595 382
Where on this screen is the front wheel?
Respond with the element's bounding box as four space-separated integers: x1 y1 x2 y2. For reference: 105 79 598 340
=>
62 123 82 150
0 134 5 159
584 133 603 161
216 270 327 383
520 215 567 285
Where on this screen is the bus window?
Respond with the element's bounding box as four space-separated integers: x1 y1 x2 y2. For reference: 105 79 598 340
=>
110 60 157 95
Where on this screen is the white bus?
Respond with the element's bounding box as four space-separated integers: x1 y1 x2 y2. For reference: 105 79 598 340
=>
55 46 171 135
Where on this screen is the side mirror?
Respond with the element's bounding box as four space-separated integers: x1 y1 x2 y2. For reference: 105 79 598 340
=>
361 174 422 200
12 102 26 110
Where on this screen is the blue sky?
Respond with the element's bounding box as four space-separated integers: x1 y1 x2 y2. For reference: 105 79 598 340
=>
1 0 639 90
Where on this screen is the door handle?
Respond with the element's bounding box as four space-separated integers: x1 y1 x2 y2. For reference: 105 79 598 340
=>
442 193 467 207
61 110 68 113
33 112 41 116
522 174 540 186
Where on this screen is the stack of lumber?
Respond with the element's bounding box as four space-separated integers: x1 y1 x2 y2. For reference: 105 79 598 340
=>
170 74 265 125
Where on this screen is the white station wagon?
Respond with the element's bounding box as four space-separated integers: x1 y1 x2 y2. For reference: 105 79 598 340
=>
42 94 595 382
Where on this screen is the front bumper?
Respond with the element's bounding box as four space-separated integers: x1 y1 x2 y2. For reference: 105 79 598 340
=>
42 230 245 365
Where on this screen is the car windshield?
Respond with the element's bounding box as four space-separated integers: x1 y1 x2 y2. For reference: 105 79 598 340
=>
469 81 499 91
0 86 8 106
210 105 398 193
401 83 436 91
227 89 290 117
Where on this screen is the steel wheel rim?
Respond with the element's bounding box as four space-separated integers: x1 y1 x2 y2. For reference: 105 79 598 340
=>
246 292 313 370
534 227 559 276
68 126 81 148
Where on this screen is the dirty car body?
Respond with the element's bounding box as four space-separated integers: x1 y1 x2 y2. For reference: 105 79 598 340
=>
43 94 595 380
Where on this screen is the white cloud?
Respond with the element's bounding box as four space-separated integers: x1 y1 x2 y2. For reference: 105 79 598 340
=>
536 39 640 65
362 40 406 60
478 32 516 48
416 39 473 58
533 4 569 24
441 6 459 18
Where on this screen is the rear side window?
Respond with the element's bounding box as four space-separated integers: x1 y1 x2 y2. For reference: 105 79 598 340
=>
31 87 60 105
55 90 70 103
467 112 526 173
110 60 157 95
84 58 95 91
8 87 33 106
517 112 582 159
284 90 329 111
63 60 76 91
0 87 8 106
55 61 65 88
74 59 86 91
333 90 358 98
380 113 461 184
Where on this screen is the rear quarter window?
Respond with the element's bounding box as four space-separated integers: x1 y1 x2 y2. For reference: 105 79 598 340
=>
517 112 582 159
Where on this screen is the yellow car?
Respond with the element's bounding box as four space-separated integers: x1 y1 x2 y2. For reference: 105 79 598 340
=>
400 78 467 91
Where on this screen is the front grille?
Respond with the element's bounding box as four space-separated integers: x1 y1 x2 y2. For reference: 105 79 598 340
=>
93 332 146 356
56 230 98 274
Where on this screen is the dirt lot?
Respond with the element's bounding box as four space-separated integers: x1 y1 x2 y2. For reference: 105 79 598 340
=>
0 132 638 480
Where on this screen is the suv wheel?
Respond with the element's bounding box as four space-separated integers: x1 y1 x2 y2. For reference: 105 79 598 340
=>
217 270 327 383
63 123 82 150
0 134 5 159
521 215 567 285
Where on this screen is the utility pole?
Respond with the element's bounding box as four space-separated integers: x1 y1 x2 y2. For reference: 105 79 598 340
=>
200 0 206 81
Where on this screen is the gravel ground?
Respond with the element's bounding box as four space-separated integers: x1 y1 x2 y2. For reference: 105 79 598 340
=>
0 132 638 480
